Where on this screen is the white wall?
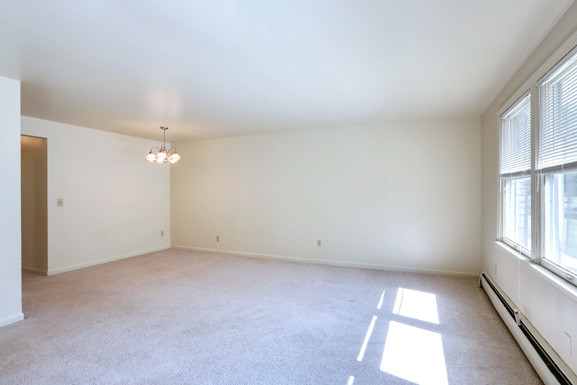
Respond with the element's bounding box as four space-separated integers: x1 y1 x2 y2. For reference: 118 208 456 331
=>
481 2 577 374
172 118 481 276
0 76 23 327
22 117 170 274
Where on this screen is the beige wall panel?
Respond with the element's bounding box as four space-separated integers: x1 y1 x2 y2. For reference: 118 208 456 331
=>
21 135 47 274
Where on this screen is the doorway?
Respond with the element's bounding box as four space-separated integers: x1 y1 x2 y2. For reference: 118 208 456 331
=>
21 135 48 275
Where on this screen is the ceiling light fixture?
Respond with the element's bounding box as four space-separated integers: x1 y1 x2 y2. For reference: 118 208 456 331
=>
146 126 181 164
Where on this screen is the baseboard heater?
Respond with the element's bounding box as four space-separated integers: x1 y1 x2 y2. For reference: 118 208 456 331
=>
480 272 574 385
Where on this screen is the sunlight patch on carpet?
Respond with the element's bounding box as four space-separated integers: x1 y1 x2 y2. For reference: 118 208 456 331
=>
377 289 385 310
357 315 377 362
392 288 439 324
380 321 448 385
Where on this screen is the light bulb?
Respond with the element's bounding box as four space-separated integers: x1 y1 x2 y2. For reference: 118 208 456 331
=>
156 151 167 160
168 153 181 163
146 151 156 162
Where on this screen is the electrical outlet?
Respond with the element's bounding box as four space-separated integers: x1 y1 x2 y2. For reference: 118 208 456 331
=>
57 198 64 207
216 236 220 242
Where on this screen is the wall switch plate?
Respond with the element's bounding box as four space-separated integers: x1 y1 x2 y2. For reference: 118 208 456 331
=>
57 198 64 207
216 236 220 242
317 240 322 247
161 231 164 236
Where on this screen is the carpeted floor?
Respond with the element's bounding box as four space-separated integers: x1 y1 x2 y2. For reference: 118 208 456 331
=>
0 249 541 385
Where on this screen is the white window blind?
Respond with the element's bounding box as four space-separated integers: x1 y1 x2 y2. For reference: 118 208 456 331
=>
500 94 531 177
538 49 577 173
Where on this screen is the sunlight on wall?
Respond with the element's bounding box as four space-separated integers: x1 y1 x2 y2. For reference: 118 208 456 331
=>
392 288 439 324
380 321 448 385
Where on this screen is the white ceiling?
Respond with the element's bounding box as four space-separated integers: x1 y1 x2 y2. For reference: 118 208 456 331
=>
0 0 572 141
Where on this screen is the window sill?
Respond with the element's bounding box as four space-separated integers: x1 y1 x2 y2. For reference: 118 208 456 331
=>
525 263 577 304
494 241 577 304
495 241 531 262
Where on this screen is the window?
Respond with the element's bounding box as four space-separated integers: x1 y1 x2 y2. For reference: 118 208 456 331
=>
500 94 532 253
538 49 577 277
499 45 577 285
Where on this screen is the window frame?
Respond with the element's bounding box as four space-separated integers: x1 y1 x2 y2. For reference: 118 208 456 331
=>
497 39 577 287
500 175 532 256
499 92 532 257
539 168 577 284
536 45 577 285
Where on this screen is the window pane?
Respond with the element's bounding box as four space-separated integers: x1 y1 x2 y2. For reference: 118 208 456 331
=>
501 94 531 176
543 171 577 274
503 177 531 250
538 50 577 172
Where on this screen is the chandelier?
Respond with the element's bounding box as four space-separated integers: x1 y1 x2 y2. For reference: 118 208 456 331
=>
146 126 181 164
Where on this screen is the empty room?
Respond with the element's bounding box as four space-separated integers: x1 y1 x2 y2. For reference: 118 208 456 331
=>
2 1 577 384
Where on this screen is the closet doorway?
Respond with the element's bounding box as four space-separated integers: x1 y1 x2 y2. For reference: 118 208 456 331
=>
21 135 48 275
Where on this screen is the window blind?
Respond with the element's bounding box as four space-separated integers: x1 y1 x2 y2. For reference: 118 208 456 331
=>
500 94 531 177
538 49 577 173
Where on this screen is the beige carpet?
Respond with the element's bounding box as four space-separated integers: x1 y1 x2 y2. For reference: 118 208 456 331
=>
0 249 541 385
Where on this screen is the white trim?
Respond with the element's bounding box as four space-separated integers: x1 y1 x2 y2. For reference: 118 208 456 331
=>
500 90 531 119
499 89 532 120
171 244 479 278
47 246 170 275
531 86 541 265
481 272 577 385
537 43 577 86
0 313 24 328
22 266 48 275
498 27 577 117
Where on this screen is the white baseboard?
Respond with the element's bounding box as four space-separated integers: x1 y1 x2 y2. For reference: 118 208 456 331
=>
47 245 170 275
22 266 48 275
171 244 479 277
481 272 577 385
0 313 24 328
